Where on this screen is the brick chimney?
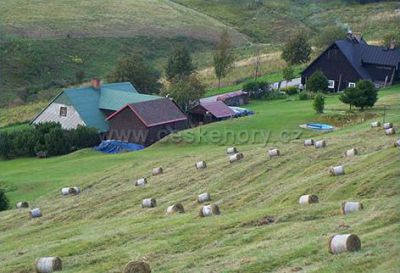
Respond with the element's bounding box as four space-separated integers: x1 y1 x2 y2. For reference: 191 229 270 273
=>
91 78 101 89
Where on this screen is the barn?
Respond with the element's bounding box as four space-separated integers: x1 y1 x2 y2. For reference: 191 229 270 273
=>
189 101 235 125
106 98 188 146
301 33 400 91
216 90 249 106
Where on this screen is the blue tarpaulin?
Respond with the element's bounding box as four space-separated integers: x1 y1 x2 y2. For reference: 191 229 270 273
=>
229 106 255 117
95 140 144 154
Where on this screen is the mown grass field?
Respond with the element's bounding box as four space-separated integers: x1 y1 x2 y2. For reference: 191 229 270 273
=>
0 86 399 272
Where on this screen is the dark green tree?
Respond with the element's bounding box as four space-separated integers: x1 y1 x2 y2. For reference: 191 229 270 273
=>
166 47 195 81
313 93 325 113
281 33 312 65
161 75 205 112
307 71 328 93
0 132 12 159
213 30 235 89
44 127 71 156
282 66 295 86
0 189 9 211
340 80 377 110
107 53 161 94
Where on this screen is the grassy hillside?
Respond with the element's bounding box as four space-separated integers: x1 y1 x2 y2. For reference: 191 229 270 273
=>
1 0 399 106
0 86 399 272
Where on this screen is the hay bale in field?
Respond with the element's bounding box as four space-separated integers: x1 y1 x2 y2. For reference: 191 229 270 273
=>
268 148 280 158
229 152 244 163
123 261 151 273
345 148 358 157
30 208 42 218
385 128 396 135
383 122 393 129
315 140 326 149
395 139 400 147
135 178 147 186
197 192 211 203
370 121 381 128
199 204 220 217
152 167 163 176
142 198 156 208
195 161 207 169
304 139 314 146
166 203 185 214
328 234 361 254
226 147 238 154
61 187 80 196
329 165 345 176
299 195 319 204
341 201 363 215
35 257 62 273
16 201 29 209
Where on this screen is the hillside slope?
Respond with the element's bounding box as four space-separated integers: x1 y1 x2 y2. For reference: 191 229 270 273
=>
0 88 399 272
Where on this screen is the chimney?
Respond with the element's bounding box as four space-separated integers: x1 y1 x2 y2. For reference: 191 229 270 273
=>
91 78 101 89
389 39 396 50
346 30 353 41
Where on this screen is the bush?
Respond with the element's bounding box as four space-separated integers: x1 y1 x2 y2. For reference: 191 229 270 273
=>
12 128 39 157
263 91 288 101
68 125 100 150
0 189 9 211
298 92 313 100
307 71 328 93
0 132 12 159
313 93 325 113
242 80 270 99
44 127 71 156
339 80 378 110
283 86 298 95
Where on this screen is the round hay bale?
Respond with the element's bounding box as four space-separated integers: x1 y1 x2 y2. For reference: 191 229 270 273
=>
329 165 345 176
226 147 238 154
370 121 381 128
195 161 207 169
123 261 151 273
166 203 185 214
142 198 156 208
35 257 62 273
385 128 396 135
197 192 211 203
315 140 326 149
30 208 42 218
16 201 29 209
345 148 358 157
135 178 147 186
395 139 400 147
341 201 363 215
299 195 319 204
152 167 163 176
229 153 244 163
328 234 361 254
268 148 280 158
61 187 80 196
383 122 393 129
199 204 220 217
304 139 314 146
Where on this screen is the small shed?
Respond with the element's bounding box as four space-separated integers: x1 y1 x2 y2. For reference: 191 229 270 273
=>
107 98 188 146
189 101 235 125
216 91 248 106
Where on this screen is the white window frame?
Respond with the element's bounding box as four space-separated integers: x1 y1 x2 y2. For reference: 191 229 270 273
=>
59 106 68 117
328 80 335 89
348 82 356 88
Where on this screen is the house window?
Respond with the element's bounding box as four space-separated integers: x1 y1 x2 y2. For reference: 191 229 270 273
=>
348 82 356 88
59 106 67 117
328 80 335 89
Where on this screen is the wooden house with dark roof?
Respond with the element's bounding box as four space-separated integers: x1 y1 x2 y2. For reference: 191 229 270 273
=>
189 101 235 125
106 98 188 146
301 33 400 91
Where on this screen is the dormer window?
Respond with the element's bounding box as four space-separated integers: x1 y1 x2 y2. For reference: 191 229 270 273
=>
59 106 67 117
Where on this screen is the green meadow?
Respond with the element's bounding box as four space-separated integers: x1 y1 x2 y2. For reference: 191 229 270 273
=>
0 86 399 272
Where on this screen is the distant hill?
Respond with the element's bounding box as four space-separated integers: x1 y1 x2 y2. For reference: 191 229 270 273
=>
0 0 399 105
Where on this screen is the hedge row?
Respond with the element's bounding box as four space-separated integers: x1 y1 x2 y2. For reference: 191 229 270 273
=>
0 122 100 159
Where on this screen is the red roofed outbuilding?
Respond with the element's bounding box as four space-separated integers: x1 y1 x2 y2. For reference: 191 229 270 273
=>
106 98 188 146
189 101 235 125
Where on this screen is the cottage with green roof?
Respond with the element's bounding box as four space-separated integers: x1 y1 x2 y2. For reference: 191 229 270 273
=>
32 79 161 132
